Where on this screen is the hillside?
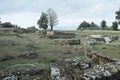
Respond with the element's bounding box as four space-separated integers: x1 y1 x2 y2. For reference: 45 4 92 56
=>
0 30 120 80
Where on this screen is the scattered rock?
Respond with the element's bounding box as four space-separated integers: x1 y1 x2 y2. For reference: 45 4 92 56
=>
3 63 49 77
0 54 14 61
33 77 43 80
87 35 119 44
98 71 120 80
81 63 120 80
3 75 17 80
64 56 92 70
48 31 76 39
110 36 119 41
18 50 38 59
104 37 112 44
67 39 81 45
50 63 61 80
78 62 91 70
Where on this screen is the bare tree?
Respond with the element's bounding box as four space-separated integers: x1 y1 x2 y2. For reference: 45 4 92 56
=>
47 8 58 31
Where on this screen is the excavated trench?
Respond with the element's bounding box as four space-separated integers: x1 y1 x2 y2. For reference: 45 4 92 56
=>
81 42 120 80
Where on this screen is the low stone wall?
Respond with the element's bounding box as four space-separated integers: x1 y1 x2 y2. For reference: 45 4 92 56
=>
81 63 120 80
48 31 76 39
82 42 120 80
84 48 115 64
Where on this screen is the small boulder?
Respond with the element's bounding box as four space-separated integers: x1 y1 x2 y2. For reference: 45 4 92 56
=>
0 54 14 61
50 63 60 80
3 75 17 80
18 50 38 59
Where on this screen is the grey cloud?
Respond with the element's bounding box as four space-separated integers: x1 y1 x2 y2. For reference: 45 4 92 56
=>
0 0 65 14
0 0 119 15
0 0 120 29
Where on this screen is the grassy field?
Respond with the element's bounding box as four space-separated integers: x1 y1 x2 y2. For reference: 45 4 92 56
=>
0 32 83 70
0 30 120 79
92 43 120 58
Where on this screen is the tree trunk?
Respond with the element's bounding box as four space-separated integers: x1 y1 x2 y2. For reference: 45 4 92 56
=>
51 26 53 31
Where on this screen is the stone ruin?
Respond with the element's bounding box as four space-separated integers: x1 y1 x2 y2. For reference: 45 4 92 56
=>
3 74 17 80
0 54 14 61
18 50 38 59
86 35 119 44
82 35 120 80
63 56 92 70
49 47 120 80
1 34 120 80
97 71 120 80
1 63 48 80
81 63 120 80
58 39 81 46
50 62 61 80
48 31 76 39
84 48 115 64
67 39 81 45
49 56 93 80
110 36 119 41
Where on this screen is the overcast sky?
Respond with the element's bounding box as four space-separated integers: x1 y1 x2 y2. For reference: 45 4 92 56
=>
0 0 120 30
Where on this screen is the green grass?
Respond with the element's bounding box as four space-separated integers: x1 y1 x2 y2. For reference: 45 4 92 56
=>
0 32 84 71
0 30 120 72
92 44 120 59
76 30 120 59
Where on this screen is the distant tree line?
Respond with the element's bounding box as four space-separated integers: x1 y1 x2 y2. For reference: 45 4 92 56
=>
77 8 120 31
0 21 38 33
77 21 99 30
77 20 111 30
1 22 17 28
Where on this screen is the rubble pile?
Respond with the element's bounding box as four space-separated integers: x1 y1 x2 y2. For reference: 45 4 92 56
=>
1 63 49 80
81 63 120 80
3 75 17 80
18 50 38 59
48 31 75 39
49 56 93 80
64 56 92 70
86 35 119 44
82 34 120 80
0 34 120 80
50 62 64 80
0 54 14 61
